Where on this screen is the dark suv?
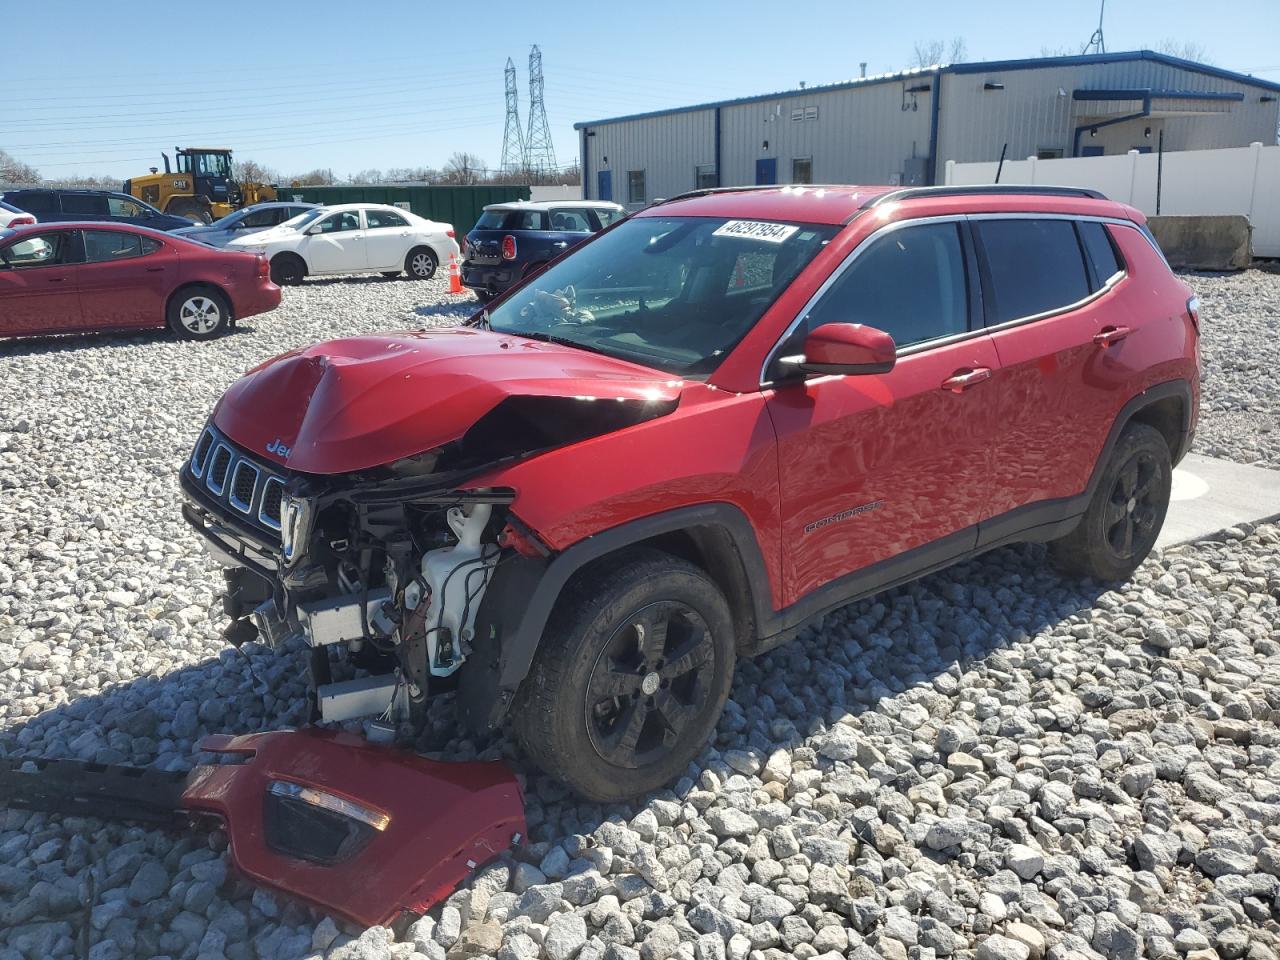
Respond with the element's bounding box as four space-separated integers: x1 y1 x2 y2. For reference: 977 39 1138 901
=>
461 200 624 301
181 184 1199 801
1 188 191 232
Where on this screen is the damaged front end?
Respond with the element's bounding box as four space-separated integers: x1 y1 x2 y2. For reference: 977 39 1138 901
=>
182 425 526 734
179 330 682 735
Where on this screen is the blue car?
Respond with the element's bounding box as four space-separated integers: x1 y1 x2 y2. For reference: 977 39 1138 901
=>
0 188 192 232
461 200 625 301
171 201 318 248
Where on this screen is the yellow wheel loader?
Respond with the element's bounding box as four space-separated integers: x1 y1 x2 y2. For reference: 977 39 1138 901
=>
124 147 277 224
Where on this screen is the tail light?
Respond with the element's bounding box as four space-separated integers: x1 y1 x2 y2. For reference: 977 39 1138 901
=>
446 229 455 238
1186 295 1200 334
501 235 517 260
8 215 35 227
257 255 270 279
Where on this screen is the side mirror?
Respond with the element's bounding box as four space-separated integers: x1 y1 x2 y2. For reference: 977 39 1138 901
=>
305 225 322 236
796 323 896 376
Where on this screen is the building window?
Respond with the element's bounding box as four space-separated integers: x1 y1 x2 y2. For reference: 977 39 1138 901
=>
695 163 718 189
791 105 819 121
1036 148 1064 160
627 170 646 205
804 105 818 121
791 107 804 121
792 157 813 184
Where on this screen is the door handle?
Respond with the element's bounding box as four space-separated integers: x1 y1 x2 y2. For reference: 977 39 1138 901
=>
145 266 165 273
399 232 410 237
1093 325 1131 347
552 241 568 248
941 367 992 393
46 276 66 283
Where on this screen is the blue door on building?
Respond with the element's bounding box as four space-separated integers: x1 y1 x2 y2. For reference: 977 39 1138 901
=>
1080 146 1105 157
755 158 777 185
597 170 612 201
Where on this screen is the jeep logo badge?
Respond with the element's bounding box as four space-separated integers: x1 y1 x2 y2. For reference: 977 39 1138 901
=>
266 438 292 458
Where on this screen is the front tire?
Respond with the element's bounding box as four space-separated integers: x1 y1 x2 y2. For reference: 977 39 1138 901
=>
270 254 306 286
406 247 438 280
1049 422 1171 581
168 287 230 340
513 550 736 802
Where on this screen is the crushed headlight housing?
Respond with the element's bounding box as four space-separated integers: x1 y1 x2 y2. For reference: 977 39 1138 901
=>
279 494 313 565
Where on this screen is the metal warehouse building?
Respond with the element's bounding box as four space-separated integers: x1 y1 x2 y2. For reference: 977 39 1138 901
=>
576 50 1280 208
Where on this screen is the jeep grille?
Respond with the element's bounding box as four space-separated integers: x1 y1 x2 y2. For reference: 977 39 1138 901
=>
188 425 286 537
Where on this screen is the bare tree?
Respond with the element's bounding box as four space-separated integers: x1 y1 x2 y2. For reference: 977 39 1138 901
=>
348 168 384 184
1039 44 1079 57
910 38 966 69
0 149 40 184
442 152 485 185
233 158 280 184
286 168 335 186
1154 39 1212 63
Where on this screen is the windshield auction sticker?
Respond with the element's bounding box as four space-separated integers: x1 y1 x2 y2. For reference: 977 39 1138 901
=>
712 220 800 243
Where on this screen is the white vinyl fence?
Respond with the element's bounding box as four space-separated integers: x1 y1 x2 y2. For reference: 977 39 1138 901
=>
944 143 1280 258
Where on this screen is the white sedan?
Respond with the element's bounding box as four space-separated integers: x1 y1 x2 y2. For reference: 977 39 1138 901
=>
228 203 459 285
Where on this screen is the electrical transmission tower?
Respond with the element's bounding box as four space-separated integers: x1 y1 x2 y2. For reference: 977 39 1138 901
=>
500 58 526 175
524 45 557 176
1082 0 1106 54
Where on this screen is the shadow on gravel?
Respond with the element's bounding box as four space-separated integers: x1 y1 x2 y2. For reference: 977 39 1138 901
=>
414 302 480 321
0 542 1109 946
0 324 260 359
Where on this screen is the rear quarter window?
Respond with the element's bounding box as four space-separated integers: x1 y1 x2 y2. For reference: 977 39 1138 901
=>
974 218 1090 324
1077 221 1123 287
474 211 507 230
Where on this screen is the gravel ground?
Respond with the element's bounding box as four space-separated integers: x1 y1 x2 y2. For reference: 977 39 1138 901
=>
1189 268 1280 470
0 270 1278 960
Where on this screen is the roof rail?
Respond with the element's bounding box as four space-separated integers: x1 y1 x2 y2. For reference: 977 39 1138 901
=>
866 185 1107 207
655 184 855 206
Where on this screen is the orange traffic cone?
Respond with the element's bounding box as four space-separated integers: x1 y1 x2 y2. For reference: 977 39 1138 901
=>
448 252 463 295
732 257 746 288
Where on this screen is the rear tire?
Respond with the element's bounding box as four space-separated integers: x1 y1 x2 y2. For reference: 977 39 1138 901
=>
168 287 230 340
512 550 736 802
406 247 438 280
270 254 306 286
170 201 212 225
1049 422 1171 581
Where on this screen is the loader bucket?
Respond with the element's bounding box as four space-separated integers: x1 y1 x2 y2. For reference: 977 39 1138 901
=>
182 728 525 928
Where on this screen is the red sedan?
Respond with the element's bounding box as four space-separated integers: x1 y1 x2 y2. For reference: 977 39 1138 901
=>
0 222 281 341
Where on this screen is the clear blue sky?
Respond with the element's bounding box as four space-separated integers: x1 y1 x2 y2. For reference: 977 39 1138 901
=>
5 0 1279 181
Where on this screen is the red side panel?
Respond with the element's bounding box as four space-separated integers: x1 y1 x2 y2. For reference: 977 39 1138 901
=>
181 729 525 928
469 383 787 611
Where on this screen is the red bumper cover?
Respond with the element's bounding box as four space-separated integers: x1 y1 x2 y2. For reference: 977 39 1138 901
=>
182 728 525 927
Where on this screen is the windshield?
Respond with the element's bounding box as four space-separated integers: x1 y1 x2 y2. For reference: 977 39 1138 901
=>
282 209 324 230
485 215 837 376
209 209 245 229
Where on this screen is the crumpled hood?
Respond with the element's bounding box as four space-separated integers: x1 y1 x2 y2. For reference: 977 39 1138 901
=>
213 328 684 474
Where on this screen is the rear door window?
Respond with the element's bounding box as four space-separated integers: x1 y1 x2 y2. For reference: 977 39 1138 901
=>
365 209 408 229
84 230 144 262
974 219 1090 324
1077 221 1123 288
548 208 593 232
61 194 110 216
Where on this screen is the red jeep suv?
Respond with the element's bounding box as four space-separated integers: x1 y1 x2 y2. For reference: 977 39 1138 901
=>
181 184 1200 800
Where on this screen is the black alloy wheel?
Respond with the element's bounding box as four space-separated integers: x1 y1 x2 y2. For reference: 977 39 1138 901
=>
584 600 716 770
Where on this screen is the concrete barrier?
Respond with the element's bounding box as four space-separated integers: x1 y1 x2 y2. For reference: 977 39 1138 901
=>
1147 215 1252 271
